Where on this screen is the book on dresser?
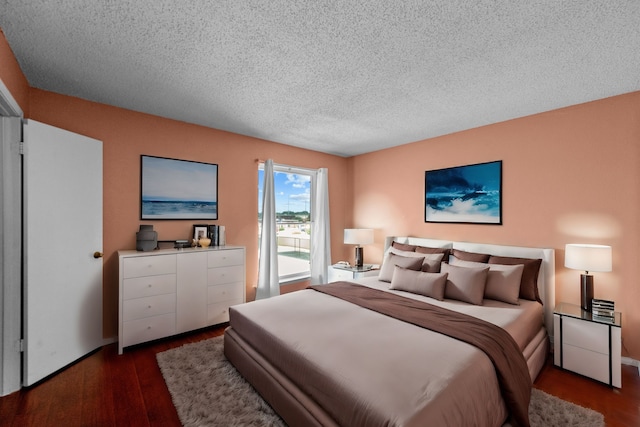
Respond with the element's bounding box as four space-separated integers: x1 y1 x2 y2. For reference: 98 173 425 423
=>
592 299 615 318
591 298 615 322
117 246 246 354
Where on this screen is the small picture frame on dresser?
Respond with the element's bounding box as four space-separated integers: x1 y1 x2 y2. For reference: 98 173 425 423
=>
193 224 208 241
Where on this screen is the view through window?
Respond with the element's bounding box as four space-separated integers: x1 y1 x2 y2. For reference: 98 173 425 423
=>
258 167 313 282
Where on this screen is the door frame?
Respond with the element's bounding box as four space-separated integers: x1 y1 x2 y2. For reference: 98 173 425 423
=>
0 77 23 396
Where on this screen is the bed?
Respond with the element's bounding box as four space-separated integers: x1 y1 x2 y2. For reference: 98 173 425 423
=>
224 237 555 427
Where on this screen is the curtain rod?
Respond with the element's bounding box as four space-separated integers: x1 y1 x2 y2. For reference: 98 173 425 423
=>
255 159 319 174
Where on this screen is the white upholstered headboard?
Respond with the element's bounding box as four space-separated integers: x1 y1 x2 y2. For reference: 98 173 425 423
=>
385 237 556 337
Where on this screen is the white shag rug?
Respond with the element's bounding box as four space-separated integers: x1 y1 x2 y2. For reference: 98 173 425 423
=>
157 336 604 427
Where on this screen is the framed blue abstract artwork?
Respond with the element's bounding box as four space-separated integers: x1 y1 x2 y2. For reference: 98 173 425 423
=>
141 155 218 220
425 161 502 224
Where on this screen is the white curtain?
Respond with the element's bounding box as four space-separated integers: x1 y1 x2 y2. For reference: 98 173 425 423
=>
310 168 331 284
256 159 280 299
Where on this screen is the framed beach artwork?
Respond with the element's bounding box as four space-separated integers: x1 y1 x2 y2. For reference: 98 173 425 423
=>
140 155 218 220
424 160 502 224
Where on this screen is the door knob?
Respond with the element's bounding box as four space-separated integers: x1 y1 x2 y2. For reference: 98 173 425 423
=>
93 251 104 259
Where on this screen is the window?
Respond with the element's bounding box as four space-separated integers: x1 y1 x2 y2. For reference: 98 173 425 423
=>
258 165 315 283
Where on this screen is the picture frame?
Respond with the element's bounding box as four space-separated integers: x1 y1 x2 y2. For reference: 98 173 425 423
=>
193 224 209 241
140 155 218 220
425 160 502 224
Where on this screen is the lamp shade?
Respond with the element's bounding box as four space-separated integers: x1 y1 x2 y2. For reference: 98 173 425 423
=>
565 244 612 273
344 229 374 245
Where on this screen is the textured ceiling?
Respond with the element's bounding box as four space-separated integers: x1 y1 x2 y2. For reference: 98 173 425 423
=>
1 1 639 157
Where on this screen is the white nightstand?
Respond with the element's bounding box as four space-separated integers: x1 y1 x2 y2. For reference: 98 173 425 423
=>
328 264 379 282
553 302 621 388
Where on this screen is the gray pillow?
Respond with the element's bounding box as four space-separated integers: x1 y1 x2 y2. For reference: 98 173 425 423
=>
415 246 452 263
419 252 445 273
441 262 489 305
488 255 543 303
450 258 524 305
387 247 444 273
389 267 448 300
378 253 424 282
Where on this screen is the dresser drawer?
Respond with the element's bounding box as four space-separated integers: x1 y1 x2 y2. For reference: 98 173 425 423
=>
208 249 244 268
123 274 176 299
563 316 609 354
208 283 244 304
207 299 243 325
208 265 244 286
563 344 610 384
329 266 379 282
123 254 176 278
122 313 176 347
122 293 176 322
329 268 355 282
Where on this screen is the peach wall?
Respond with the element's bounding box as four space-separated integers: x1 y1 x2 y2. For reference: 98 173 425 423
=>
350 92 640 359
28 89 349 338
4 27 640 360
0 29 29 114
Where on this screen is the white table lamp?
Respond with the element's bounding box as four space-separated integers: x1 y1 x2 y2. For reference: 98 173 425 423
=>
565 243 612 311
344 229 374 267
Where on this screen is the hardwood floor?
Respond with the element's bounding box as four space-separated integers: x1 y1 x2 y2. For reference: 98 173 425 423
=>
1 325 638 426
534 358 640 427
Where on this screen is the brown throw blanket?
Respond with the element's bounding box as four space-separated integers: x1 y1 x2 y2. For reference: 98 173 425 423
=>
310 282 532 427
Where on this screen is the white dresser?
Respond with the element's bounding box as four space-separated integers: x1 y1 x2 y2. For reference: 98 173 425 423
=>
553 302 621 388
118 246 245 354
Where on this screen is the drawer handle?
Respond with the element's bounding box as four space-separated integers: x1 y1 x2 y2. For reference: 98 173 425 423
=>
148 284 153 288
147 305 152 309
147 326 152 330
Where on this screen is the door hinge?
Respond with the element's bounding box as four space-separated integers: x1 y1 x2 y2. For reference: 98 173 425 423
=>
17 339 24 352
18 141 24 155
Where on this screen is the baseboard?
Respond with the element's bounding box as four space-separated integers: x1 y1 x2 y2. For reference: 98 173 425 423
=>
621 357 640 375
102 336 117 346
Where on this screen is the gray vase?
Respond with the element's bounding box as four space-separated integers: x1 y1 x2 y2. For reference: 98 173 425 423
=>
136 226 158 251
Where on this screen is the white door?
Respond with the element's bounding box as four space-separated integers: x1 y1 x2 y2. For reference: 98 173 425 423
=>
22 120 103 386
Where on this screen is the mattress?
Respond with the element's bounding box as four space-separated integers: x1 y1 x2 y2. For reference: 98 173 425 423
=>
227 277 545 427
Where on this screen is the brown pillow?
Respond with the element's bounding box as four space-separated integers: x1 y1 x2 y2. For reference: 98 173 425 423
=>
415 246 452 262
450 258 524 305
488 256 543 303
392 242 417 252
452 249 490 263
441 262 489 305
379 253 424 282
390 267 448 300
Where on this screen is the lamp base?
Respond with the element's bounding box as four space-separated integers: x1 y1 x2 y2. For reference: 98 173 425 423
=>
355 246 364 267
580 274 594 311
